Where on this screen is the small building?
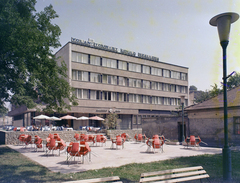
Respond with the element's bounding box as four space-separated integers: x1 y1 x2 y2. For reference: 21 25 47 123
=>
185 86 240 147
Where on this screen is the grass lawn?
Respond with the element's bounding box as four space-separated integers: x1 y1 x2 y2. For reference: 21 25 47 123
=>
0 145 240 183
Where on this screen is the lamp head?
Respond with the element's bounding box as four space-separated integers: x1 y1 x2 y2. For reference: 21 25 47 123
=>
180 95 185 104
209 12 239 42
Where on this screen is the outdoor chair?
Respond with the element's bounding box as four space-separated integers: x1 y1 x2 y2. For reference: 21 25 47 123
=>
111 137 117 149
116 136 124 149
78 141 91 163
56 138 67 155
66 142 73 163
48 133 54 139
100 135 107 146
95 135 102 146
137 134 143 143
53 133 60 139
34 137 43 152
24 135 33 148
152 138 162 153
74 133 80 141
80 134 85 141
46 138 58 156
18 134 26 145
121 133 130 141
68 142 80 164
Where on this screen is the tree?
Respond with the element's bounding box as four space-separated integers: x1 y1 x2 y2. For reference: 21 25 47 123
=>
226 72 240 89
102 113 121 129
0 0 77 113
189 85 197 92
209 83 222 98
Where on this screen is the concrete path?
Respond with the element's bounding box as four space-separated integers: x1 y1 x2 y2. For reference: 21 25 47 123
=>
8 140 222 174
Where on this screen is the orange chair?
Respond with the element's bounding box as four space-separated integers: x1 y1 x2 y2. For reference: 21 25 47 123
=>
121 133 130 141
13 127 17 131
80 134 85 141
24 135 33 148
56 138 66 155
48 133 54 139
137 134 143 142
152 138 161 153
34 137 43 151
18 134 26 145
46 138 58 156
134 134 137 142
68 142 80 163
116 136 124 149
53 133 60 139
74 133 80 141
100 135 107 146
78 141 91 163
190 135 196 146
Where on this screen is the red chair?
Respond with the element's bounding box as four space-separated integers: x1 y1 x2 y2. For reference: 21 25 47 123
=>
116 136 124 149
78 141 91 163
46 138 58 156
48 133 54 139
134 134 137 142
152 138 161 153
13 127 17 131
34 137 43 151
80 134 85 141
68 142 80 163
74 133 80 141
100 135 107 146
24 135 33 148
190 135 196 146
121 133 130 141
111 137 117 149
137 134 143 142
18 134 26 145
20 127 25 132
96 135 101 146
56 138 66 155
66 142 74 163
53 133 60 139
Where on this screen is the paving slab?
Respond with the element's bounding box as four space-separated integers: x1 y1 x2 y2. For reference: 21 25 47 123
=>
8 141 222 174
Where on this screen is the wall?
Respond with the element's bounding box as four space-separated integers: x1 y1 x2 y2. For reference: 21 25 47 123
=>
106 129 142 140
142 116 188 140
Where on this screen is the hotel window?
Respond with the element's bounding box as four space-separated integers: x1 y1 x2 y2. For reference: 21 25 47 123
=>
176 85 181 93
142 95 150 104
90 90 100 100
163 69 170 78
129 63 141 73
164 97 170 105
138 115 142 124
181 86 187 93
119 93 125 102
143 65 150 74
102 91 112 101
181 73 187 80
82 89 89 99
151 82 158 90
129 78 141 88
90 73 101 83
102 58 117 68
143 80 150 89
171 71 181 79
163 83 170 91
171 98 178 105
90 55 100 66
133 115 137 124
158 83 162 90
119 76 127 86
234 117 240 135
151 67 162 76
102 74 107 84
72 52 88 64
118 60 127 70
111 92 117 101
171 85 176 92
74 89 81 99
152 96 163 105
72 70 88 81
108 75 117 85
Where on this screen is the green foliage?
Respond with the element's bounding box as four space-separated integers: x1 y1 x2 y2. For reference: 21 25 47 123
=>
102 113 121 129
227 72 240 89
0 0 77 113
189 85 197 91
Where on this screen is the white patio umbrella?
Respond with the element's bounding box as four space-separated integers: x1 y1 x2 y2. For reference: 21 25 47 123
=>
33 114 51 126
33 114 51 120
60 115 77 120
89 116 104 121
48 116 62 121
77 116 89 120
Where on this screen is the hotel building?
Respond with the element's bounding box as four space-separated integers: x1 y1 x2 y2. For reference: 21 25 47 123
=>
9 38 189 130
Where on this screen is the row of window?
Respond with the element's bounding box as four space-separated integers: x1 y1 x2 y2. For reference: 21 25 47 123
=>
72 51 187 80
72 70 187 93
74 88 187 106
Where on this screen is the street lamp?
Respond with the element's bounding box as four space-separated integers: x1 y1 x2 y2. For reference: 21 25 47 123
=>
210 12 239 181
180 95 185 143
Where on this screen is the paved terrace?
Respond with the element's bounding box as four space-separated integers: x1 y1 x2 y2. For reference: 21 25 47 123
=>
8 141 222 174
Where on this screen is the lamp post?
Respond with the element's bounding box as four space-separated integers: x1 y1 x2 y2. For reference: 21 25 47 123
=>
210 12 239 181
180 95 185 143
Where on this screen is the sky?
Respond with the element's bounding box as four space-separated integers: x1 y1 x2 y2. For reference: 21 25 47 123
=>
35 0 240 91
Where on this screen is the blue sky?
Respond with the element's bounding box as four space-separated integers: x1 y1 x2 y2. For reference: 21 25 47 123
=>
36 0 240 91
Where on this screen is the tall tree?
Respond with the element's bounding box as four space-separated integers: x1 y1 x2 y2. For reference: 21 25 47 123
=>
189 85 197 92
0 0 77 113
226 72 240 89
